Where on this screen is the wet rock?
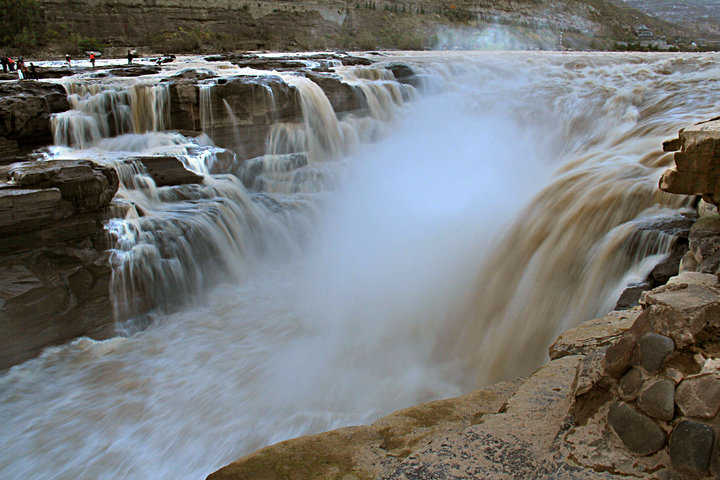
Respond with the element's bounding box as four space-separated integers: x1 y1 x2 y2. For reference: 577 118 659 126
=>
34 67 77 79
0 249 115 370
663 137 682 152
109 65 162 77
386 63 419 87
0 188 68 237
608 401 667 455
698 199 718 217
637 378 675 421
675 374 720 418
8 160 119 212
669 420 714 474
130 156 204 187
616 281 652 310
638 332 675 373
0 81 70 148
618 367 644 401
549 309 638 360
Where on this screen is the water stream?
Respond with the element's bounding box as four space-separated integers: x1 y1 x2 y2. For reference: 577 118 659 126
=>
2 51 719 480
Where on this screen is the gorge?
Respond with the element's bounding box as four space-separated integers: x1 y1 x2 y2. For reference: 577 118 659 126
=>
1 51 720 479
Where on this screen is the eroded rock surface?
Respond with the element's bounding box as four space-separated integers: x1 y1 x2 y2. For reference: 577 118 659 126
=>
0 82 70 163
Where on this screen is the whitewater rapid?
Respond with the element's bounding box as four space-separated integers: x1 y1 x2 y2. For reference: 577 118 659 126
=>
2 51 719 480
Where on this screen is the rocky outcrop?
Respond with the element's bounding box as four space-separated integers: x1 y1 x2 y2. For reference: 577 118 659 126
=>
127 156 204 187
0 159 121 370
660 118 720 208
0 82 70 164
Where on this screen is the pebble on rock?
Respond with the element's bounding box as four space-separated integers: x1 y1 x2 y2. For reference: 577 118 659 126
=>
608 401 667 455
638 332 675 373
637 379 675 421
669 420 715 474
676 374 720 419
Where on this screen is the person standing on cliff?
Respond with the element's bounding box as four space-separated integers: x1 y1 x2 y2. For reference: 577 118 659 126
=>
65 54 71 66
89 52 96 67
127 50 133 64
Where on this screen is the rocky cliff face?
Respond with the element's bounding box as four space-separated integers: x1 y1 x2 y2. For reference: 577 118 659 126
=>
0 160 120 370
34 0 688 53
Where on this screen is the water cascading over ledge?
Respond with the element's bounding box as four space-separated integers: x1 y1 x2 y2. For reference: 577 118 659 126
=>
45 59 420 323
2 52 720 480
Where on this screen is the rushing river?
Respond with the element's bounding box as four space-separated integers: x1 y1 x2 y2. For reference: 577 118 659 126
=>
2 51 719 479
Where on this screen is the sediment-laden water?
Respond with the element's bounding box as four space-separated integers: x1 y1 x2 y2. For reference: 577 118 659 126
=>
2 51 719 480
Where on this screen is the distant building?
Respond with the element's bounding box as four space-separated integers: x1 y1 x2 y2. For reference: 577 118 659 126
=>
634 25 654 39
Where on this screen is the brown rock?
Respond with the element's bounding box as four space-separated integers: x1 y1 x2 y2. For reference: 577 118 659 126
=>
130 156 204 187
663 137 682 152
640 277 720 348
549 309 638 360
604 334 637 378
676 374 720 419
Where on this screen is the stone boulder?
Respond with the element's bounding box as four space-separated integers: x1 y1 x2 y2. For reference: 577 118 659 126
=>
127 156 204 187
660 118 720 206
109 65 162 77
0 82 70 155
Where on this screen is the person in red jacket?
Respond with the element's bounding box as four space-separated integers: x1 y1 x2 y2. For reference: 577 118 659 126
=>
89 52 96 67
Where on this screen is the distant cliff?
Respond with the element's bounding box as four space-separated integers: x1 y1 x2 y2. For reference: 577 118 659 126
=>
16 0 691 54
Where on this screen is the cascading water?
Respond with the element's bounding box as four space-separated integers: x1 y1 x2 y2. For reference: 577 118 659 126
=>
2 52 719 480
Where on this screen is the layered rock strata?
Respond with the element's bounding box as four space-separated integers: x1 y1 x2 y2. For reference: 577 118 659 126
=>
0 160 120 370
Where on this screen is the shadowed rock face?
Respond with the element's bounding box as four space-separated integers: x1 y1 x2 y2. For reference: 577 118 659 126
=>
0 160 120 370
0 82 70 164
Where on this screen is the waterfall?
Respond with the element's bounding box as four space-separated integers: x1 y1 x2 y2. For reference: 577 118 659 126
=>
51 81 171 148
3 52 720 480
